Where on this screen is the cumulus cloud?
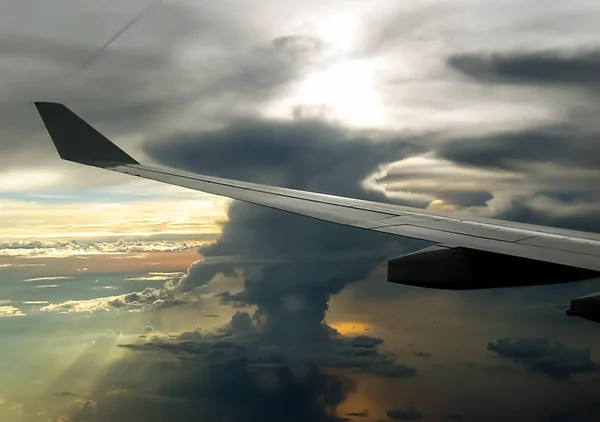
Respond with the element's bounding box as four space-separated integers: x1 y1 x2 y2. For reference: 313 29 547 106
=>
144 112 426 345
40 258 216 313
40 287 189 313
7 1 600 421
487 337 600 380
386 406 424 421
122 311 416 379
0 305 24 317
0 239 205 258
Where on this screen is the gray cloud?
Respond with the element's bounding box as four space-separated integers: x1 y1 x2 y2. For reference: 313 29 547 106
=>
0 1 327 177
65 309 415 422
448 50 600 88
88 358 354 422
144 115 426 346
442 414 463 421
436 126 600 172
345 410 368 418
0 2 205 165
121 312 417 379
144 117 422 196
386 406 424 421
487 337 600 380
56 112 423 419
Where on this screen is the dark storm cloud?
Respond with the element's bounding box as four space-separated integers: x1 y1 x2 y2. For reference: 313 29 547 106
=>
77 309 415 422
447 50 600 88
487 337 600 380
438 49 600 228
436 126 600 172
120 312 417 379
386 406 424 421
0 1 324 169
0 3 206 139
144 116 425 344
81 356 355 422
88 105 425 422
144 117 422 196
491 194 600 233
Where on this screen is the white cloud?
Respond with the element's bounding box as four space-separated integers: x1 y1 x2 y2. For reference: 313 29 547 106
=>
40 286 193 313
125 272 185 281
0 305 24 317
0 168 64 193
0 239 208 258
23 276 73 282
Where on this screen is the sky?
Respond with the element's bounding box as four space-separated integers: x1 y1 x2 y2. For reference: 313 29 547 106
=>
1 0 600 421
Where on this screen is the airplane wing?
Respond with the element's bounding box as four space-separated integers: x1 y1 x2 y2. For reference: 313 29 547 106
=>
35 102 600 292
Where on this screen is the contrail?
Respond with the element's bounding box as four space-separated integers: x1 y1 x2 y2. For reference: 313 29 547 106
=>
78 1 158 71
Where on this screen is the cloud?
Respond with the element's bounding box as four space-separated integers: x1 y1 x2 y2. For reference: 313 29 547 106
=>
412 352 431 358
487 337 600 380
143 114 426 346
0 305 24 317
0 0 335 184
345 410 368 417
121 312 416 379
386 406 424 421
0 239 206 258
447 50 600 88
124 272 184 282
45 84 429 421
40 287 187 313
442 414 463 421
23 276 73 282
436 126 600 172
50 313 376 422
40 259 215 313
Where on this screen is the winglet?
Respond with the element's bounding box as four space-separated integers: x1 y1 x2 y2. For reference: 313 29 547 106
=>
35 102 139 167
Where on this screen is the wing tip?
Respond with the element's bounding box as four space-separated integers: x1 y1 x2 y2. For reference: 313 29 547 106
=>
36 102 139 167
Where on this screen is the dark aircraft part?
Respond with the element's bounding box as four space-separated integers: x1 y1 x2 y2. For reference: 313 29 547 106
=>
567 293 600 324
387 245 600 290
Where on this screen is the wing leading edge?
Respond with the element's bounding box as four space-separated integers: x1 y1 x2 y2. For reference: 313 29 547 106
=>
35 102 600 289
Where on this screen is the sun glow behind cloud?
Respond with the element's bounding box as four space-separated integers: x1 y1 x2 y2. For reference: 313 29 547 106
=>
291 59 386 127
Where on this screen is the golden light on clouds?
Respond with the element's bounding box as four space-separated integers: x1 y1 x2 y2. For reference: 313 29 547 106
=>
0 250 204 277
329 321 374 336
0 193 228 241
426 199 457 212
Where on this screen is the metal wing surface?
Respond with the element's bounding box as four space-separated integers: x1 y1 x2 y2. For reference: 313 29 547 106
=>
35 102 600 289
